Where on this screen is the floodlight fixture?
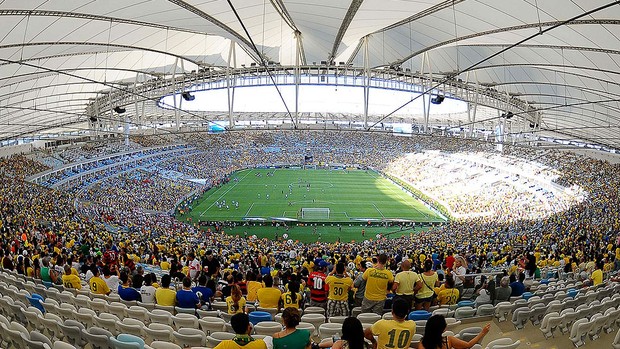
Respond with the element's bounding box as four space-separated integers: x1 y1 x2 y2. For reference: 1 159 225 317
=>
181 92 195 101
113 106 126 114
430 95 445 105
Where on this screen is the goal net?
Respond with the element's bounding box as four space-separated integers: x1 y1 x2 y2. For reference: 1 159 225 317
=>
301 207 330 219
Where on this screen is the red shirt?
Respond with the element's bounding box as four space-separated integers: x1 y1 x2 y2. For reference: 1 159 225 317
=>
308 271 328 302
445 255 455 270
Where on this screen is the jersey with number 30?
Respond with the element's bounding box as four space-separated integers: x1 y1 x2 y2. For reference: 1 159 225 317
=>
371 319 416 349
325 275 353 301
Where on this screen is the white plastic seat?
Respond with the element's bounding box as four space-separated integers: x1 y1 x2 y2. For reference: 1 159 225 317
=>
95 313 121 335
455 327 482 342
150 341 182 349
173 327 207 347
73 294 91 309
116 317 145 337
175 306 196 315
356 313 381 324
297 321 317 335
612 328 620 349
38 313 63 340
528 303 547 325
57 303 78 321
108 302 128 320
23 306 45 333
303 306 326 315
494 302 512 322
253 321 283 335
559 308 578 334
75 308 97 328
569 318 593 347
318 322 342 339
445 318 461 330
539 312 562 339
81 326 113 349
454 306 476 320
25 330 53 349
172 313 198 329
511 306 530 329
329 316 348 324
142 323 174 344
126 306 150 323
484 338 521 349
196 309 219 318
206 332 235 348
4 321 29 349
475 304 494 316
589 313 606 340
58 319 87 347
198 317 226 335
149 309 174 326
88 298 109 314
301 313 327 334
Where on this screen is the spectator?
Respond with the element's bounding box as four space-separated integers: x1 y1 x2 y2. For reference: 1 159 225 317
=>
437 275 458 306
419 315 490 349
495 276 512 304
308 260 329 309
364 298 415 349
509 273 526 297
193 274 215 308
392 260 421 312
257 274 281 309
361 254 393 315
103 266 120 294
89 267 111 295
140 274 157 303
353 262 370 307
62 264 82 290
226 284 247 314
415 259 439 311
273 308 311 349
118 271 141 301
214 313 267 349
177 276 201 309
280 280 303 311
325 262 353 318
155 274 177 306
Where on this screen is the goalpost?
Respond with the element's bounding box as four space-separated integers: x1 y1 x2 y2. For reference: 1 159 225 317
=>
300 207 330 220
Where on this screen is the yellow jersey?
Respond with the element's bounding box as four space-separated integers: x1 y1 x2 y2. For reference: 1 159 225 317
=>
591 269 603 286
214 339 267 349
256 287 281 309
393 271 419 296
437 288 459 305
225 296 246 314
325 275 353 301
246 281 264 302
363 268 393 301
371 319 416 349
155 288 177 306
281 292 303 309
62 274 82 290
89 276 110 295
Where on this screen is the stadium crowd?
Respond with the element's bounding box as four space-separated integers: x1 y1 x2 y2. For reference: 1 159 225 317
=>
0 131 618 321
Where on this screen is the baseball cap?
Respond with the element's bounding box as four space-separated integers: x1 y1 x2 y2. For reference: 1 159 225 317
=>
365 262 373 268
318 260 329 268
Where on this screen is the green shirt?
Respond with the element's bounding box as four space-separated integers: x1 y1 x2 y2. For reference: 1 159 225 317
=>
273 329 310 349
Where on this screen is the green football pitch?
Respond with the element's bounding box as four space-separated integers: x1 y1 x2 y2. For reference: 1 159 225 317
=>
181 168 444 223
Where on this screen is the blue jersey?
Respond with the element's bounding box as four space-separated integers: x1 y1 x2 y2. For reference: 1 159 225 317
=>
118 285 141 302
176 289 200 308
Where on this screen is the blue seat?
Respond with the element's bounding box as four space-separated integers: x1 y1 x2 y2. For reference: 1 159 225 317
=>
42 281 54 289
567 289 578 299
457 300 475 308
110 334 145 349
521 292 533 301
249 311 272 325
539 279 550 285
27 294 45 313
408 310 431 321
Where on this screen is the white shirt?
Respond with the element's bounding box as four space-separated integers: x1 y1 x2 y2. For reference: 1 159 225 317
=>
140 285 156 303
453 266 466 286
105 275 120 293
189 259 201 279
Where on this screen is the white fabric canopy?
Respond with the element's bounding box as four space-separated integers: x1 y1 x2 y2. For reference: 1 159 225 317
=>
0 0 619 148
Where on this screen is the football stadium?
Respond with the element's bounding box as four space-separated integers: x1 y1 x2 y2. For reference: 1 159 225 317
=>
0 1 619 349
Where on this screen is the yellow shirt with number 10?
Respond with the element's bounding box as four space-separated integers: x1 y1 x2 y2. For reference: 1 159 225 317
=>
371 319 416 349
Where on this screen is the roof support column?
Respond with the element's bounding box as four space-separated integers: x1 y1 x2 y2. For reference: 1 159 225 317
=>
420 52 432 133
363 36 370 129
295 31 303 127
465 71 479 138
227 41 237 129
172 58 180 131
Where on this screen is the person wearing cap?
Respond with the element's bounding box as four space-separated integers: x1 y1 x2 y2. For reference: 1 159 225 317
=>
353 261 370 307
325 262 353 318
364 298 415 349
308 260 329 309
361 254 393 315
214 313 267 349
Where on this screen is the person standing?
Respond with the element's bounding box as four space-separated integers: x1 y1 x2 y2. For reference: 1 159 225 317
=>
364 298 415 349
325 262 353 318
353 262 370 307
308 260 329 309
361 254 393 315
415 259 439 311
392 260 421 312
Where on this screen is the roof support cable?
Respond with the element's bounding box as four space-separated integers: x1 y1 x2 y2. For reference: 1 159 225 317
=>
534 0 543 34
366 0 620 131
225 0 298 129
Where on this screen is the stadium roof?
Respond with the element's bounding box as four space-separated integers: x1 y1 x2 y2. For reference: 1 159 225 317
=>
1 1 620 149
